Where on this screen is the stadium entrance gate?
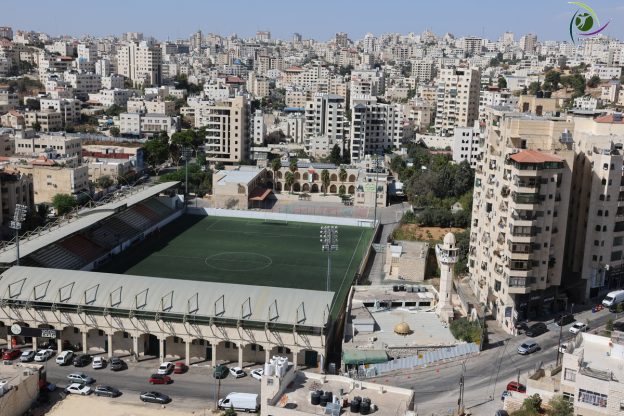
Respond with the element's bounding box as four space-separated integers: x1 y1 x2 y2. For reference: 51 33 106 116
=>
145 334 159 356
305 350 318 367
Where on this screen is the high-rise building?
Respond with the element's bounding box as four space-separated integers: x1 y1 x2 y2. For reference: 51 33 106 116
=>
411 60 435 82
0 27 13 40
519 33 538 53
256 31 271 42
349 95 403 161
452 124 482 168
117 41 162 87
335 32 349 48
190 30 202 51
434 67 481 136
304 93 346 145
462 37 482 56
77 43 97 62
292 33 302 44
500 32 515 46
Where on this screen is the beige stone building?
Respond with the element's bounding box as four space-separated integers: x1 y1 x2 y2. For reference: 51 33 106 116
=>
116 41 162 87
24 109 63 132
434 67 481 136
212 166 268 209
14 130 81 157
87 159 134 183
0 170 34 237
18 160 89 204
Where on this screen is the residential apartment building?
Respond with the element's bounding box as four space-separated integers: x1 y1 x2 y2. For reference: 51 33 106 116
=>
434 67 481 136
411 60 435 82
304 93 346 147
18 160 89 204
14 131 81 158
469 106 574 332
24 110 63 132
88 88 135 108
126 98 175 116
119 112 179 138
252 110 265 145
63 71 102 99
195 96 248 164
0 90 18 112
350 69 385 97
117 41 162 87
39 98 81 126
87 159 134 183
350 95 403 161
452 124 482 167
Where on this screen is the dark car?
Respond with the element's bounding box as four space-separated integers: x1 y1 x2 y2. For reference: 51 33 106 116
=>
555 313 575 326
495 410 510 416
148 374 172 385
525 323 547 337
140 391 171 404
109 357 126 371
213 364 228 379
73 354 92 367
94 385 121 397
2 349 22 360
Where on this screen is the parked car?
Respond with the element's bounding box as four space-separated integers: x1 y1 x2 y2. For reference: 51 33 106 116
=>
109 357 126 371
56 350 74 365
514 321 529 332
67 373 95 384
73 354 92 367
525 323 547 337
157 361 174 375
506 381 526 393
229 367 246 378
569 322 588 334
34 349 54 362
213 364 228 379
555 313 575 326
20 349 35 362
65 383 93 395
250 368 263 381
517 341 539 355
173 362 188 374
92 356 106 369
140 391 171 404
2 349 22 360
148 374 172 385
603 290 624 308
501 390 512 401
94 385 121 397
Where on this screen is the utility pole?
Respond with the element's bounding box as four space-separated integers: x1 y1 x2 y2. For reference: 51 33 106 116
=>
556 318 564 365
458 361 466 415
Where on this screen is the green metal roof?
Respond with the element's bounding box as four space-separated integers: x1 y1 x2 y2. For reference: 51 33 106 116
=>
342 349 388 365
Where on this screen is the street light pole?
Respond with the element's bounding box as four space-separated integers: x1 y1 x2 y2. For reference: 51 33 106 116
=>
320 226 339 292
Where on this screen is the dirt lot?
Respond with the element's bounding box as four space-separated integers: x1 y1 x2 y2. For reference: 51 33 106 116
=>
392 224 464 242
47 395 216 416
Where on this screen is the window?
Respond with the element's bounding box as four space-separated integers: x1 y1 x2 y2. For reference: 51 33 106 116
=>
578 389 607 408
564 368 576 381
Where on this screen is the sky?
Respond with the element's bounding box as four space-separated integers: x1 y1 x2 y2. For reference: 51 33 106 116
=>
4 0 624 42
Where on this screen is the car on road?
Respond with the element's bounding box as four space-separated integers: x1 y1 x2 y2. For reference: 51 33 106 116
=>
109 357 126 371
517 341 539 355
495 410 510 416
501 390 512 401
555 313 575 326
140 391 171 404
250 368 263 381
92 356 106 369
73 354 92 367
34 349 54 362
506 381 526 393
229 367 246 378
65 383 93 395
148 374 172 385
2 349 22 360
525 323 547 337
20 349 35 362
570 322 589 334
56 350 74 365
173 362 188 374
94 385 121 397
157 361 174 375
67 373 95 384
213 364 228 379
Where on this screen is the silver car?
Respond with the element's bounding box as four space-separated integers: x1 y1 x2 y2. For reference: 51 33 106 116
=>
517 341 539 355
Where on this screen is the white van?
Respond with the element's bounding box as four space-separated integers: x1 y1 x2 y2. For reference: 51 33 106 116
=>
56 350 74 366
218 392 260 412
602 290 624 308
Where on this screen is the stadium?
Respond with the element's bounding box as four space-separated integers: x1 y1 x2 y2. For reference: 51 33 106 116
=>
0 182 375 370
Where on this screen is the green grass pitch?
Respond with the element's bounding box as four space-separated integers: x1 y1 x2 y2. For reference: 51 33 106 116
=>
97 215 374 316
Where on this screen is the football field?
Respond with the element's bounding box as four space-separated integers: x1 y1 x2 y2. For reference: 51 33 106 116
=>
98 214 374 314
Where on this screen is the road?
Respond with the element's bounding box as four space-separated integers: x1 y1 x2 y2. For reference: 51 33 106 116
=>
374 307 618 415
43 358 261 411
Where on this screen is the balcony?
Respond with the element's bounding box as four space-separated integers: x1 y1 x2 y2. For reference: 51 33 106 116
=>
508 277 531 294
512 192 542 205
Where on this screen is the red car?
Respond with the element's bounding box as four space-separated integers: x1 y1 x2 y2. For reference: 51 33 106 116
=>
2 349 22 360
148 374 172 385
174 362 188 374
506 381 526 393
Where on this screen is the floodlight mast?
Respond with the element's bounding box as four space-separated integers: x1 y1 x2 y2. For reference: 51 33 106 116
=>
320 225 338 292
10 204 28 266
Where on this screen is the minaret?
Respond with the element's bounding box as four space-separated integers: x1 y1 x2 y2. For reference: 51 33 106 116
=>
436 232 458 323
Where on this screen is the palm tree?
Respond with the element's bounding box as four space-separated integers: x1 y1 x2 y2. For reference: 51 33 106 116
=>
289 158 298 173
321 169 330 196
339 167 347 184
271 158 282 191
285 171 294 194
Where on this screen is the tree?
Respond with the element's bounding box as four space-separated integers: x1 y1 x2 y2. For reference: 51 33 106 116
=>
105 104 124 117
52 193 78 216
329 144 342 165
528 81 541 95
96 175 114 189
497 76 507 89
321 169 330 195
289 158 298 173
339 167 347 183
285 171 295 194
109 127 120 137
514 394 542 416
25 98 40 110
271 158 282 191
265 130 286 144
587 75 601 88
547 395 573 416
31 121 41 132
143 133 170 171
544 70 561 91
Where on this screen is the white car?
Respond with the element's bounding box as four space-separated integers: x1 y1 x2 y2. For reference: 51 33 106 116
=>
250 368 263 381
34 349 54 362
92 356 105 369
65 383 93 395
570 322 588 334
157 361 174 375
229 367 246 378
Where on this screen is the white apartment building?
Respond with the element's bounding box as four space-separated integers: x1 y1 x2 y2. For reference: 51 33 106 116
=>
350 95 403 161
101 74 125 89
252 110 265 145
469 106 574 333
246 73 270 99
77 43 97 62
519 33 538 53
119 112 179 138
63 71 102 98
411 60 436 82
88 89 135 108
117 41 162 87
435 67 481 136
350 69 385 97
452 124 482 167
304 93 346 145
195 96 248 164
479 88 518 122
14 131 82 158
127 98 175 116
39 98 81 126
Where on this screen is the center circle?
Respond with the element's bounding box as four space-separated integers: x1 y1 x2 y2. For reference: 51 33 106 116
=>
204 252 273 272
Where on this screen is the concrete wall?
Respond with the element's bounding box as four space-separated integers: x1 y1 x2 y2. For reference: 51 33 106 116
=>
0 368 39 416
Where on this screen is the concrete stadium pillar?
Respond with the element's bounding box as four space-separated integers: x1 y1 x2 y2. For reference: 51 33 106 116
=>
185 340 190 366
238 344 243 369
57 337 62 352
265 347 270 364
6 334 11 347
31 337 37 351
292 348 300 371
81 331 87 354
159 338 165 362
211 344 217 368
132 336 139 360
107 333 113 358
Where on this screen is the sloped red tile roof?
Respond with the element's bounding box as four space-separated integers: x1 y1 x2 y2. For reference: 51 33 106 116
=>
509 150 562 164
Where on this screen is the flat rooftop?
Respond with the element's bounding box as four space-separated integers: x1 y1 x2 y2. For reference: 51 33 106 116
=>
574 332 624 382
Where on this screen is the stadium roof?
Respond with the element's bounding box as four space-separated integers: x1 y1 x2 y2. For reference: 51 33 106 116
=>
0 266 334 328
0 182 179 264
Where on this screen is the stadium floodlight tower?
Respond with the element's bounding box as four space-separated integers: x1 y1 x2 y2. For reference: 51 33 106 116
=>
10 204 28 265
320 225 338 292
